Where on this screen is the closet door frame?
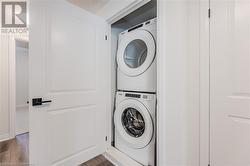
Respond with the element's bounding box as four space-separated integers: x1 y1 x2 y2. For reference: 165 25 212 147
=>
200 0 210 166
157 0 210 165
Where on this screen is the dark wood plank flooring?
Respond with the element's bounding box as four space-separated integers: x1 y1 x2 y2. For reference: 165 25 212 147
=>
0 133 29 165
0 134 113 166
80 155 114 166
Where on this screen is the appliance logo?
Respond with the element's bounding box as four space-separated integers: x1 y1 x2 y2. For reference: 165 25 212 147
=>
1 1 28 34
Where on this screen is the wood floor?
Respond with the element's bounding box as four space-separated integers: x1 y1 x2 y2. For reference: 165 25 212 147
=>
0 133 29 165
80 155 114 166
0 133 113 166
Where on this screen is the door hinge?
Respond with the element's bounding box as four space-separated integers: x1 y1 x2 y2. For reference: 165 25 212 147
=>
208 8 211 18
105 136 107 141
105 35 108 40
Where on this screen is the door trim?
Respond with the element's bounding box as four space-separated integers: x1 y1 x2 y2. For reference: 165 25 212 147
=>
105 0 151 24
199 0 210 165
157 0 210 165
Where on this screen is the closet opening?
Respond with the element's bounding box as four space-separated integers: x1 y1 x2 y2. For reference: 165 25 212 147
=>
109 0 157 165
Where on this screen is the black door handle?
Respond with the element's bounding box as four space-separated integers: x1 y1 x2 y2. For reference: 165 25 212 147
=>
32 98 52 106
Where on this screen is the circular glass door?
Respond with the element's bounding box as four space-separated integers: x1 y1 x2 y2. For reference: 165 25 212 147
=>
114 99 154 148
121 107 145 138
124 39 148 69
117 30 156 76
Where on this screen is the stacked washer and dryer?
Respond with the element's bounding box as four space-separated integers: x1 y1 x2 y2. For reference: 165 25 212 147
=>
114 18 157 166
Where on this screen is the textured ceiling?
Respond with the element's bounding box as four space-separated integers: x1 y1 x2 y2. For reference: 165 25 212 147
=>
67 0 111 13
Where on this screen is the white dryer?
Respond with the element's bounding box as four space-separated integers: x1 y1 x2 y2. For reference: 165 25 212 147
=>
114 91 156 166
117 18 157 93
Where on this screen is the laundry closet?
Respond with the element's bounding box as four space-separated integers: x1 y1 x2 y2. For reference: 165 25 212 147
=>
110 1 157 165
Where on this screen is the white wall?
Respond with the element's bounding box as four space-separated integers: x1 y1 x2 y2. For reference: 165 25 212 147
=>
110 27 125 142
0 35 10 141
16 45 29 135
16 46 29 107
16 105 29 135
157 1 200 165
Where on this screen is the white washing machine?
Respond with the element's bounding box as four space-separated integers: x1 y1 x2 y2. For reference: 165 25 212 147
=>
114 91 156 166
117 18 157 93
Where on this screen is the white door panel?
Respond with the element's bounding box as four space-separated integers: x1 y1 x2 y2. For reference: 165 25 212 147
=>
48 14 96 92
29 1 109 165
210 1 250 165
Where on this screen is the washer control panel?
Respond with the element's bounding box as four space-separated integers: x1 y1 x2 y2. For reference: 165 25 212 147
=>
117 91 155 101
125 93 141 98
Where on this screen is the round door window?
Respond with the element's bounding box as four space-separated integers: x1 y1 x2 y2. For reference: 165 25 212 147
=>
121 107 145 138
123 39 148 68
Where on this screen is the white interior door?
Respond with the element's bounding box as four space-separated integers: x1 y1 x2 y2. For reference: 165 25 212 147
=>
210 1 250 165
29 1 109 165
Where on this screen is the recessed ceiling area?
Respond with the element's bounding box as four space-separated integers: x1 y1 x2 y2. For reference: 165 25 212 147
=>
66 0 153 23
67 0 111 13
112 0 156 29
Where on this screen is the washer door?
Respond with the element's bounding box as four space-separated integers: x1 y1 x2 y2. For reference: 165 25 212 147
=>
114 99 154 149
117 30 156 76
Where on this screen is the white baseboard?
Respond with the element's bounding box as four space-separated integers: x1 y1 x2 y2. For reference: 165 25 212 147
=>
0 133 10 142
16 128 29 136
104 147 142 166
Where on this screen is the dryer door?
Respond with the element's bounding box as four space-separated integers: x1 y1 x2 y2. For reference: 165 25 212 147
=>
117 30 156 76
114 99 154 149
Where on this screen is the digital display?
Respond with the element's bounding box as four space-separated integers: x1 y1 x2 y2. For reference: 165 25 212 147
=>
125 93 141 98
